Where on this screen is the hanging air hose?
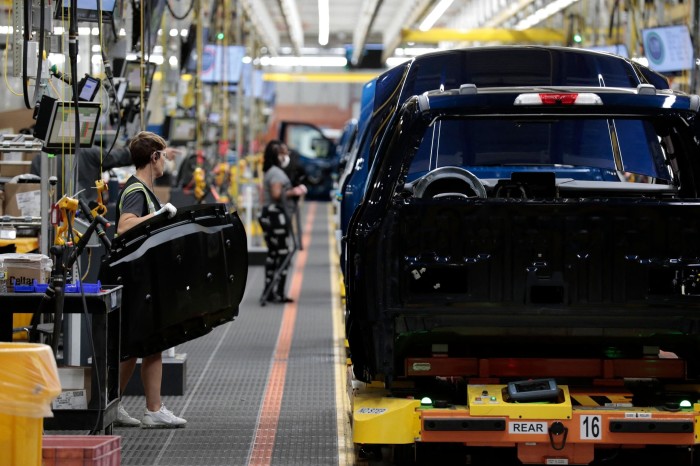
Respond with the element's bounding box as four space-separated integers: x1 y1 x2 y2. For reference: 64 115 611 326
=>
166 0 195 21
22 0 30 108
31 0 46 107
96 0 123 159
68 0 81 190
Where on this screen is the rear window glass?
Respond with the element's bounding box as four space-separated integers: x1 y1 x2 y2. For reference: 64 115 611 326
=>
408 117 670 182
401 49 644 101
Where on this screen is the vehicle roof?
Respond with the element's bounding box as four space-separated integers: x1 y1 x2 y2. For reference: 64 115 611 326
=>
374 46 669 113
415 86 700 115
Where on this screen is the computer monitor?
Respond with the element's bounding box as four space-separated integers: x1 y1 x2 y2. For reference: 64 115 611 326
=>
55 0 117 23
43 102 101 153
123 60 156 96
169 117 197 145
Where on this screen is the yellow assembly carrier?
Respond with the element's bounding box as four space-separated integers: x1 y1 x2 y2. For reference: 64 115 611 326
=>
349 355 700 465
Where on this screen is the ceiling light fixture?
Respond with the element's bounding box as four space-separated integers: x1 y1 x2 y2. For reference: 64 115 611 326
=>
318 0 329 46
381 0 433 62
263 56 347 67
514 0 579 30
419 0 454 32
385 56 411 67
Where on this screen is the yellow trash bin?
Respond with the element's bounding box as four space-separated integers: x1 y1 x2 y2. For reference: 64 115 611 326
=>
0 342 61 466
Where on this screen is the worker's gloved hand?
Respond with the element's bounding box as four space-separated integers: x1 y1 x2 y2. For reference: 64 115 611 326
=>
155 202 177 218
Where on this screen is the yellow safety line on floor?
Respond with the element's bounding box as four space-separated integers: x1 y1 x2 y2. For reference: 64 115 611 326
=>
329 203 356 465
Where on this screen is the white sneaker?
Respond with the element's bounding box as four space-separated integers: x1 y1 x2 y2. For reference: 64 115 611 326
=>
141 404 187 428
115 403 141 427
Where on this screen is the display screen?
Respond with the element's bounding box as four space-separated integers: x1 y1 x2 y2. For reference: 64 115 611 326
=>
123 61 156 95
64 0 117 10
44 102 101 152
199 45 245 83
56 0 117 22
78 76 100 101
169 118 196 145
642 25 694 73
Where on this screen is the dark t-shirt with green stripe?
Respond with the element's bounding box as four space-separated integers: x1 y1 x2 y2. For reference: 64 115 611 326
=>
114 175 162 235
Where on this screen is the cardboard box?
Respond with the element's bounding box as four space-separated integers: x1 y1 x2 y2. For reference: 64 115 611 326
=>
0 152 38 162
52 367 92 410
1 152 23 162
2 182 40 217
0 252 52 292
52 389 88 410
57 366 91 390
0 108 35 133
0 161 31 178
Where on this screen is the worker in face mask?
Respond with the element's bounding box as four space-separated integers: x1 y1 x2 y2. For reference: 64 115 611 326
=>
258 140 306 304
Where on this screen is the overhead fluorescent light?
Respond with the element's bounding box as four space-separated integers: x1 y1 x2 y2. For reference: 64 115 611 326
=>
419 0 454 32
261 56 348 67
514 0 579 30
318 0 329 46
385 57 411 67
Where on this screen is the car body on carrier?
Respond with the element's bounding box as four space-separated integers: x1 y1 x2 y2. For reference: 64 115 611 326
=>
345 51 700 464
338 46 671 277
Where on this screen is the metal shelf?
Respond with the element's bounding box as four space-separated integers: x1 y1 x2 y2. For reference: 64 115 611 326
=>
0 215 42 229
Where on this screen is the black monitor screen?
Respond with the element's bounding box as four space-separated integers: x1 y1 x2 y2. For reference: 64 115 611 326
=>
44 102 101 152
169 118 196 145
123 60 156 95
56 0 117 22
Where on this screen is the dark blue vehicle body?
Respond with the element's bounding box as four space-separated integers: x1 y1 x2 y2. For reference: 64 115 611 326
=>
338 78 377 237
338 46 671 261
345 83 700 386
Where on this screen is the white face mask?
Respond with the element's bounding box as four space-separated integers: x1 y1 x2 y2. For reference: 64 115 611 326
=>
280 154 290 168
164 158 176 173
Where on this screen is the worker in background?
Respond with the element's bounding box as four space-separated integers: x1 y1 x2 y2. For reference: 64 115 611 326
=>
259 140 306 304
282 147 307 249
113 131 186 428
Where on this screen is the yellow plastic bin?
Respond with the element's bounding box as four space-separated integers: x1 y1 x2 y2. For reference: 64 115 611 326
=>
0 342 61 466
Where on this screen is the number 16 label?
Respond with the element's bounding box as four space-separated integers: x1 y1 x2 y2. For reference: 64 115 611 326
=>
580 415 602 440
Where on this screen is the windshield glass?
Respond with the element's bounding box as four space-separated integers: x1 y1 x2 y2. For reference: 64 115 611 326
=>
407 117 672 183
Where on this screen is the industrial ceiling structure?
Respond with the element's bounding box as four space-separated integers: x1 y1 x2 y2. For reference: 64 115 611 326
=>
235 0 691 68
105 0 691 85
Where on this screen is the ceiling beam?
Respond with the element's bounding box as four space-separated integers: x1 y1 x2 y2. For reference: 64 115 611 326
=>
240 0 280 53
277 0 304 54
481 0 537 28
352 0 384 66
401 27 566 44
382 0 434 62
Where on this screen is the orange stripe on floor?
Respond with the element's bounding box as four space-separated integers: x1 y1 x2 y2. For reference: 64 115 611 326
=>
249 202 317 466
